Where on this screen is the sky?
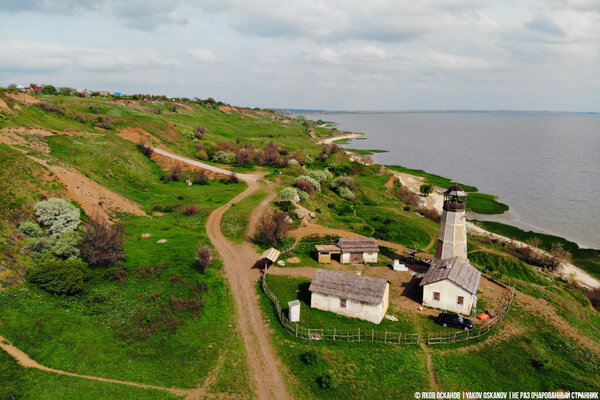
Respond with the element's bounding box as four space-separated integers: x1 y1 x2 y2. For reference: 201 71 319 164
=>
0 0 598 111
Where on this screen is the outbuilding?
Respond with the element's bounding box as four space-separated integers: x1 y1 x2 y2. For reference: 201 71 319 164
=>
309 269 390 324
420 257 481 315
314 245 341 263
337 237 379 264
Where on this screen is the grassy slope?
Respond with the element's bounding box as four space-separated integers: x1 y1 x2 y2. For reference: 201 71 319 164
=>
473 220 600 280
0 131 250 394
221 186 269 243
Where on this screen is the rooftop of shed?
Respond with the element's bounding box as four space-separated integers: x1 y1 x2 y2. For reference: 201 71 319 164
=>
309 269 388 304
337 237 379 253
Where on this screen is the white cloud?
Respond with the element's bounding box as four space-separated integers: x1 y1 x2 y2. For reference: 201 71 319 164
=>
0 41 179 71
188 49 220 64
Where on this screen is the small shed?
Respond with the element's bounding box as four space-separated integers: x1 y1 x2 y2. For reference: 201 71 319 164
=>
337 237 379 264
309 269 390 324
257 248 281 269
420 257 481 315
315 244 341 263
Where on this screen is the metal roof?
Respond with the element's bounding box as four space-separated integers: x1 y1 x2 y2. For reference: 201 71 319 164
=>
309 269 388 304
419 257 481 295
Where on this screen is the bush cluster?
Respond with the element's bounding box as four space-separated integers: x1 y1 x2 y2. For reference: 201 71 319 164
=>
27 258 90 295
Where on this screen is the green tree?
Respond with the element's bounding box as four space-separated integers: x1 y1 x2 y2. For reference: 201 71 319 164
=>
420 183 434 197
41 85 57 95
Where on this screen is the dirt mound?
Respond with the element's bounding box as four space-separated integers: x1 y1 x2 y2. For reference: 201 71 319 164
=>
0 128 51 153
0 98 11 112
150 152 230 179
164 121 179 141
5 92 43 106
219 105 232 113
117 127 160 146
172 102 194 112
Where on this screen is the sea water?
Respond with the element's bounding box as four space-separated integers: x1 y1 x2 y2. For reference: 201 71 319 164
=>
303 111 600 249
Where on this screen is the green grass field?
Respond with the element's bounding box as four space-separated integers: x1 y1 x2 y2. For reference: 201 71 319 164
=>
221 186 269 243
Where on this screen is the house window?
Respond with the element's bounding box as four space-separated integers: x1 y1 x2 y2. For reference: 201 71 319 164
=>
457 296 464 305
340 298 347 308
433 292 440 301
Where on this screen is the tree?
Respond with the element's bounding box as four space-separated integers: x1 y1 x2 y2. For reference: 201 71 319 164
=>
420 183 434 197
137 140 153 157
256 210 290 247
41 85 57 95
81 220 125 268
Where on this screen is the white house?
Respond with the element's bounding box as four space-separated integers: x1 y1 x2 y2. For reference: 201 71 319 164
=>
420 257 481 315
337 237 379 264
309 269 389 324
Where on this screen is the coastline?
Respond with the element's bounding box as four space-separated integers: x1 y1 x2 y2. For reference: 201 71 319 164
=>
318 130 600 288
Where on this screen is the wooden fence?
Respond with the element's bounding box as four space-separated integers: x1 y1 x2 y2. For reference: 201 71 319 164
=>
261 274 421 345
426 286 515 345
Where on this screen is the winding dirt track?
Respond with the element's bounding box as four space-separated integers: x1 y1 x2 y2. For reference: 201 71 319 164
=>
206 179 291 400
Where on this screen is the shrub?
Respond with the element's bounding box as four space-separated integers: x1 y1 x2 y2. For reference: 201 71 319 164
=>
296 180 315 194
588 288 600 311
211 151 236 164
256 210 289 247
297 175 321 192
279 187 299 201
153 107 163 114
192 171 209 185
234 149 252 167
317 372 338 389
308 169 333 183
301 350 319 365
420 183 434 197
52 230 81 259
337 186 355 200
183 205 199 216
38 102 65 115
137 140 153 157
18 220 43 237
27 258 90 295
81 220 125 268
298 191 309 202
196 246 212 273
331 176 357 191
96 116 113 130
162 165 184 181
194 125 206 139
25 236 55 253
287 159 300 167
89 106 100 114
34 198 80 236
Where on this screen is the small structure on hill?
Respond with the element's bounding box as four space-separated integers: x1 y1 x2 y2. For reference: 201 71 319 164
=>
309 269 389 324
337 237 379 263
257 247 281 269
420 257 481 315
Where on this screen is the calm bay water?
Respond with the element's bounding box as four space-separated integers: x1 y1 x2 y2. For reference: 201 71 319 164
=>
303 111 600 249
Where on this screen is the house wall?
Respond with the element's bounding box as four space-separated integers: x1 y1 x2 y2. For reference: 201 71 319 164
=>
317 252 331 263
422 280 475 315
340 252 378 264
311 288 388 324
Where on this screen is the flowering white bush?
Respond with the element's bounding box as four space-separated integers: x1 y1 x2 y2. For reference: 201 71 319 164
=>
211 151 236 164
34 198 80 236
18 221 43 237
298 191 309 202
279 187 299 201
308 169 333 183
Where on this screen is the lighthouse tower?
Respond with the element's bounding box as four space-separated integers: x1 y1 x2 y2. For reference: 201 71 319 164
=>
434 184 468 260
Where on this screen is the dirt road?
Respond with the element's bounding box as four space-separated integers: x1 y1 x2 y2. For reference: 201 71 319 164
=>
206 180 291 400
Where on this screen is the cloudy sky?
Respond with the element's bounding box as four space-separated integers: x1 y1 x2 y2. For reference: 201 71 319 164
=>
0 0 598 111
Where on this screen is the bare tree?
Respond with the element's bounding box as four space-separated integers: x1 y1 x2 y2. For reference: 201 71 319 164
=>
81 220 125 268
547 243 572 271
196 246 212 273
256 210 290 247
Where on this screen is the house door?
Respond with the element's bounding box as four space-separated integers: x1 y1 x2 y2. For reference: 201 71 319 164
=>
350 253 363 263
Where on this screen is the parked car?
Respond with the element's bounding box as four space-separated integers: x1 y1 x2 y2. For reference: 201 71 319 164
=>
436 311 473 330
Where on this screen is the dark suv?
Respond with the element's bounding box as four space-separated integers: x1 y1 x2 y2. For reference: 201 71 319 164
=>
436 311 473 330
